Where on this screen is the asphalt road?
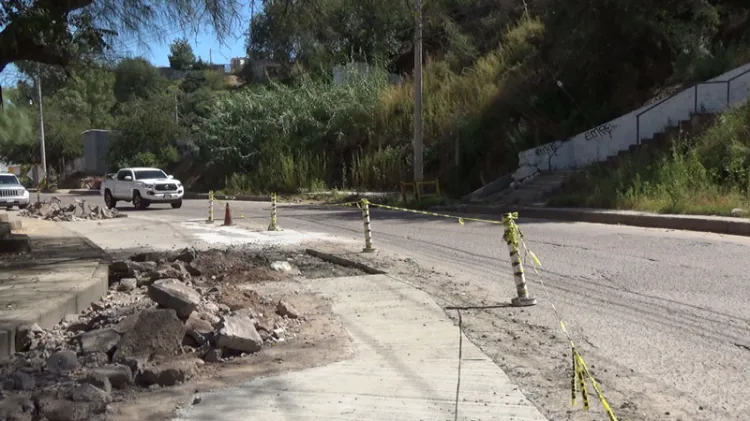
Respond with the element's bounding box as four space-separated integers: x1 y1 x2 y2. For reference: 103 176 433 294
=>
44 193 750 421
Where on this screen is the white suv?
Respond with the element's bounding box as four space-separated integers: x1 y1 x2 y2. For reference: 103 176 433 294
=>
101 167 184 210
0 173 30 210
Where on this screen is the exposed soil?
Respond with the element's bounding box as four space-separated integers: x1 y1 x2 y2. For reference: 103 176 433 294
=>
0 247 364 421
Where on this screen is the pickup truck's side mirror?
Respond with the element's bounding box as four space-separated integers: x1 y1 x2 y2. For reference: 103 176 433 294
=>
124 176 132 181
167 175 174 179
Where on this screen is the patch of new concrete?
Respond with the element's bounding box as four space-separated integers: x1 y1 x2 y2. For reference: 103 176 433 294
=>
0 218 108 357
174 274 548 421
180 221 354 249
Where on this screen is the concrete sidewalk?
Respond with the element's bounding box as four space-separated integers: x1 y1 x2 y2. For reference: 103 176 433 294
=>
174 274 548 421
0 217 108 357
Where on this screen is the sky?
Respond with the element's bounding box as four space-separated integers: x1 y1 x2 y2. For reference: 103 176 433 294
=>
0 1 254 86
127 1 253 67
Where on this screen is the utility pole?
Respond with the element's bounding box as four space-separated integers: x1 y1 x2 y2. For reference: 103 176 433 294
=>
36 63 47 183
413 0 424 182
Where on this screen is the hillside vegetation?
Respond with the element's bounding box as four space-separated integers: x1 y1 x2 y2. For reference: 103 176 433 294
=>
550 102 750 216
3 1 750 197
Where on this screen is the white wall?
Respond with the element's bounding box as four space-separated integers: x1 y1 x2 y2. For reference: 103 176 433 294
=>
514 62 750 181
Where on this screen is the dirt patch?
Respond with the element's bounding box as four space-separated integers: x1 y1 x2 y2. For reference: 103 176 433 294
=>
0 247 360 421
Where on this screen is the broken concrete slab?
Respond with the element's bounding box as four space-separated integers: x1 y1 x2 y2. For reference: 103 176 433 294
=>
78 328 121 354
148 279 201 318
216 315 263 353
136 359 198 387
89 365 133 390
112 308 186 364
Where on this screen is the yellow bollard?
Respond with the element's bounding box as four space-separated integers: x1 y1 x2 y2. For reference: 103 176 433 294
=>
501 212 537 307
207 191 215 223
361 199 374 252
267 193 280 231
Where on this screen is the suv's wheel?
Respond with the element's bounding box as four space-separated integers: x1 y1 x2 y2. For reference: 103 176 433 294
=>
132 191 146 210
104 190 117 209
171 200 182 209
19 204 28 210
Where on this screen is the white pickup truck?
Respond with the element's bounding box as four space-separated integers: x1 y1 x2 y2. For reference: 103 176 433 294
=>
101 167 184 210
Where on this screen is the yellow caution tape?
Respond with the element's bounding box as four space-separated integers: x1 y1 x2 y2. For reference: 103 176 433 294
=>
520 240 620 421
333 201 503 226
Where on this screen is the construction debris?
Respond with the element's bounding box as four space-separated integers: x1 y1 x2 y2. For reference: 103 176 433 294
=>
0 248 328 421
19 197 125 221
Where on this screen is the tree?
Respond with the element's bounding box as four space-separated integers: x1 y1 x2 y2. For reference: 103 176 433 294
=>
109 93 183 170
168 38 197 70
0 0 242 103
113 58 166 103
0 92 35 165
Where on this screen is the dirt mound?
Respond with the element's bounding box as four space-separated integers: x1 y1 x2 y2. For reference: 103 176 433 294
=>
0 247 321 421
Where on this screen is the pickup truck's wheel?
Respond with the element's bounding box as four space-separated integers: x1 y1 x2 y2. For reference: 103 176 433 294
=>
104 190 117 209
132 191 146 210
171 200 182 209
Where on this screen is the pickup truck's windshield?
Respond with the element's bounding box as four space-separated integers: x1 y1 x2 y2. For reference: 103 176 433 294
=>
0 174 20 185
133 170 167 180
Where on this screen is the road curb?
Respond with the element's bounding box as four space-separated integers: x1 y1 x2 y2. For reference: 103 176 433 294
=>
305 249 386 275
0 226 110 358
433 204 750 237
183 192 271 202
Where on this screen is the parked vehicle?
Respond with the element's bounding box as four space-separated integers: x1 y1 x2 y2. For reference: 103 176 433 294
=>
0 173 30 210
101 167 184 210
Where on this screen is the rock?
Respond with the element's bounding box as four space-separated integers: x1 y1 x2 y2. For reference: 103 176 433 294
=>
201 302 220 316
109 261 132 276
14 325 35 352
117 278 137 292
5 372 36 391
270 261 293 272
185 313 215 346
203 348 222 363
184 263 202 276
67 383 111 406
89 365 133 389
276 300 300 319
47 351 80 375
272 328 285 340
170 261 193 279
148 279 201 318
66 320 89 334
113 309 186 364
195 311 221 326
39 398 92 421
216 316 263 353
150 265 186 282
78 328 121 354
730 208 748 217
83 372 112 394
168 247 196 264
129 251 163 262
135 360 198 387
80 352 110 368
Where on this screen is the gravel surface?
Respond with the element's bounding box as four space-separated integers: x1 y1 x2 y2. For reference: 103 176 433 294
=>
41 194 750 421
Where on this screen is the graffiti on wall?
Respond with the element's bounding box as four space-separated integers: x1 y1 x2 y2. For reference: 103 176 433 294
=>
534 143 559 157
584 123 617 141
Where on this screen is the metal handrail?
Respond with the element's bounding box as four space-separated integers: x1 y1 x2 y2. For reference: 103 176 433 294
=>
635 67 750 145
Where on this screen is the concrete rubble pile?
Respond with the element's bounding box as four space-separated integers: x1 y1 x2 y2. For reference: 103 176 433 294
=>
0 247 305 421
19 197 125 221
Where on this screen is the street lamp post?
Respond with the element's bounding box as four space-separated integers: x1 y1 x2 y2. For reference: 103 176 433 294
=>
36 64 47 184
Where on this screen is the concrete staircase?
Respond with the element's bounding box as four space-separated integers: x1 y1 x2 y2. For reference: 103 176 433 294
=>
472 113 716 206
